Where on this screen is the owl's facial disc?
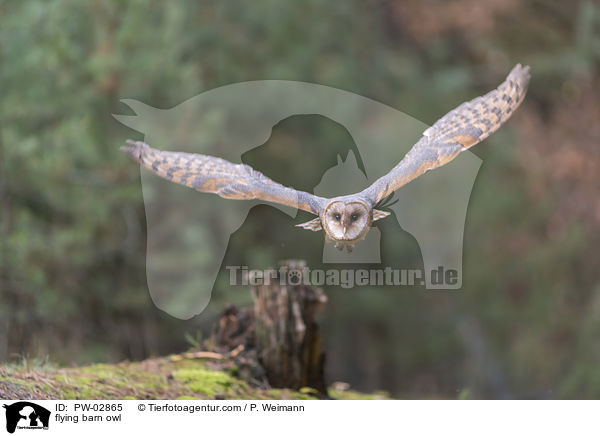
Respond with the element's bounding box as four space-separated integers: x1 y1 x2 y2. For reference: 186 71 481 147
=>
324 201 370 242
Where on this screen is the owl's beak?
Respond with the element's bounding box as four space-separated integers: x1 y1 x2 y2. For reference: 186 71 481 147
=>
343 226 347 235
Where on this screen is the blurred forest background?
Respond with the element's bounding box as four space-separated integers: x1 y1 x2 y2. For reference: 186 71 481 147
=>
1 0 600 399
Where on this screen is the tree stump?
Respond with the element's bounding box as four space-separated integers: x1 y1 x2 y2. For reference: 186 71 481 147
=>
250 260 328 394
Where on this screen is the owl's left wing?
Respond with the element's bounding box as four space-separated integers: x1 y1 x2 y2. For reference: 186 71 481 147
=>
122 140 327 215
360 64 530 205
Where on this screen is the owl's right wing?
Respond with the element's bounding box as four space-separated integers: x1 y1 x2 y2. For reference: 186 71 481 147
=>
122 140 327 215
360 64 530 205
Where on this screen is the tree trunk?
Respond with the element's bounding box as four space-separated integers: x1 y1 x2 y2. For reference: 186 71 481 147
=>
250 260 328 395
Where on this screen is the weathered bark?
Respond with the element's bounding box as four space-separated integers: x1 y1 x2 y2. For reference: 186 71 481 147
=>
210 260 328 394
250 260 328 394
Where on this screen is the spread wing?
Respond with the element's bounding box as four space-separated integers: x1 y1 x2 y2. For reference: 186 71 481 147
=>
361 64 531 204
121 140 327 215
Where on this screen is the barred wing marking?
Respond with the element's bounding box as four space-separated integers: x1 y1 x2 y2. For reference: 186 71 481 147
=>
362 64 531 204
121 140 326 215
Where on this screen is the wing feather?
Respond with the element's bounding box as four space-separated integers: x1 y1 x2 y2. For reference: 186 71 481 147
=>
121 140 326 215
361 64 531 204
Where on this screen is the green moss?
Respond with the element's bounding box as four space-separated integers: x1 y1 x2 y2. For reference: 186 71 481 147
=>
457 389 471 400
299 386 320 395
329 389 390 400
228 365 239 377
265 389 283 399
79 363 114 379
45 362 171 399
286 391 315 400
172 368 237 397
0 355 387 400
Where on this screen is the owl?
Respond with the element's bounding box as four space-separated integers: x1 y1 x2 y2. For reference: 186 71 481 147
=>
122 64 530 252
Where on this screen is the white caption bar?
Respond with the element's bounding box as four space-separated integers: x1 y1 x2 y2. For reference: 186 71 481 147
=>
0 400 597 436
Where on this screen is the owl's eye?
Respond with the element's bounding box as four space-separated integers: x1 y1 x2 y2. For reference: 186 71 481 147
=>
334 213 341 221
350 213 359 222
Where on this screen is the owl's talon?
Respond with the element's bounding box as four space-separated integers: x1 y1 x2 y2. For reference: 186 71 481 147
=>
335 242 344 251
346 245 353 253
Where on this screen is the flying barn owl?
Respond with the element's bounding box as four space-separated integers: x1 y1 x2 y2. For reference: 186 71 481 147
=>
122 64 530 252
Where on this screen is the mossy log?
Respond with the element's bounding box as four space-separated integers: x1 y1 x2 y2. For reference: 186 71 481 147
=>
1 256 391 400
